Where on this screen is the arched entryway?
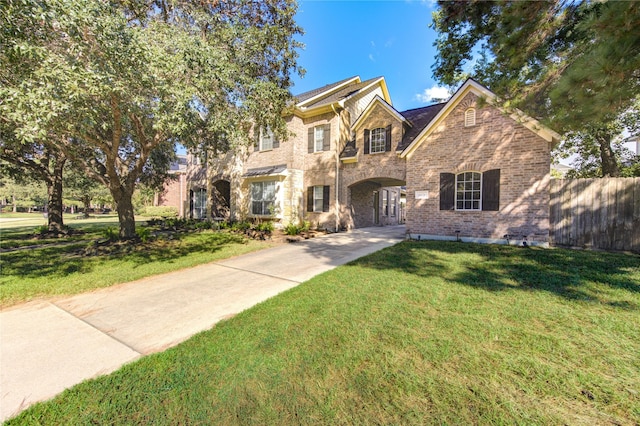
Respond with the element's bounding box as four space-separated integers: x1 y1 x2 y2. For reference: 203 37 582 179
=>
211 179 231 219
348 177 405 228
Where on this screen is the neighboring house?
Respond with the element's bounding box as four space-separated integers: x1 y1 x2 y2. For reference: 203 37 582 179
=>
155 154 188 217
184 77 560 245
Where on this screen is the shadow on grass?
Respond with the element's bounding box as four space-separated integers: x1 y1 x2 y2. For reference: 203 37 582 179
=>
356 241 640 309
0 231 247 281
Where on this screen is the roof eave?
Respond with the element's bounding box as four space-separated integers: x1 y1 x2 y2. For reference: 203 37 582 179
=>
352 95 408 132
295 76 361 108
400 79 562 159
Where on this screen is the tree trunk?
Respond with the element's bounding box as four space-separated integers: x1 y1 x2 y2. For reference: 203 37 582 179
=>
46 157 66 232
82 195 91 217
12 194 17 213
113 188 136 239
597 133 620 177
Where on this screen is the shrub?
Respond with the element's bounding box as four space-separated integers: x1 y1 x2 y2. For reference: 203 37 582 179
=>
194 221 213 230
231 221 251 232
102 227 119 242
255 221 274 233
34 225 49 235
136 227 152 243
284 223 301 236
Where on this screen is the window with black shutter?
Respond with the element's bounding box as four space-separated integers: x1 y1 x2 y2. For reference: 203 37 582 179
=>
307 185 330 212
364 129 370 154
439 173 455 210
482 169 500 211
440 169 501 211
308 125 331 153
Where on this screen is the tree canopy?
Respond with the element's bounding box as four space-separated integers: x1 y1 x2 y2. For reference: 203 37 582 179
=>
432 0 640 130
431 0 640 176
1 0 303 237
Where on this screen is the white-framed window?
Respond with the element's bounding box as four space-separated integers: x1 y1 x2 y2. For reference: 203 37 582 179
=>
192 188 207 219
455 172 482 210
382 189 388 216
259 127 275 151
313 186 324 212
390 191 397 217
314 126 324 152
307 185 329 213
465 108 476 127
251 181 276 215
370 127 386 153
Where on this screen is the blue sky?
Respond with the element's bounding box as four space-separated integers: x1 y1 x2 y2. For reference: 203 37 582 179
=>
291 0 448 112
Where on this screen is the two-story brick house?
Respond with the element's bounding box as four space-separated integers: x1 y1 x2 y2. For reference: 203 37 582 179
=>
186 75 403 231
183 76 560 245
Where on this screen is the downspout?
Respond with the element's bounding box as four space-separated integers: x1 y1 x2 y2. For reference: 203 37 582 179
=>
179 173 184 217
331 103 340 232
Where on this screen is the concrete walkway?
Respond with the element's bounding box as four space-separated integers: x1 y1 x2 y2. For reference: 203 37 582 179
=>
0 225 405 421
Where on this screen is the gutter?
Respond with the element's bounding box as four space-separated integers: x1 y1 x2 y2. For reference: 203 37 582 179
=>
331 103 341 232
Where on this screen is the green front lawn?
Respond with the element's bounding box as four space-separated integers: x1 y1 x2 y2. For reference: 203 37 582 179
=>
7 242 639 425
0 230 270 307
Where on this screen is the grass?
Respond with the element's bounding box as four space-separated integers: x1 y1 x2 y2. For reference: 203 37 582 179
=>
6 241 639 425
0 214 126 249
0 226 271 307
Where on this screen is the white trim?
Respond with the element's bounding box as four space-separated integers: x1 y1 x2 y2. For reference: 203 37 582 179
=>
352 95 408 131
464 107 476 127
296 76 360 108
400 79 561 159
455 171 482 211
370 127 386 153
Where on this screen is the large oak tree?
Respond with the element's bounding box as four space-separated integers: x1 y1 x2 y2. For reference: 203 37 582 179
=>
431 0 640 177
1 0 302 238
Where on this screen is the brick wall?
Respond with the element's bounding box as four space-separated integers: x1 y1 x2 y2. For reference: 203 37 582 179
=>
157 172 187 217
405 93 551 243
339 103 407 228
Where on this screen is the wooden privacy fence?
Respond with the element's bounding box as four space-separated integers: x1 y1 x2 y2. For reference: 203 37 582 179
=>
549 178 640 252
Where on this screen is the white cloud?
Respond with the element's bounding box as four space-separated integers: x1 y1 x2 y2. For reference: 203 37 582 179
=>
368 53 376 62
415 86 452 103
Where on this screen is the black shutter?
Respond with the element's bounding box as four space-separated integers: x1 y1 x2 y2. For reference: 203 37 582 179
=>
254 128 260 150
323 185 330 212
307 187 313 212
273 134 279 149
323 124 331 151
385 124 392 152
439 173 455 210
482 169 500 211
308 128 314 153
364 129 370 154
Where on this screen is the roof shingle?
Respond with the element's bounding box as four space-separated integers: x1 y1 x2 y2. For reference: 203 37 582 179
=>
397 103 446 151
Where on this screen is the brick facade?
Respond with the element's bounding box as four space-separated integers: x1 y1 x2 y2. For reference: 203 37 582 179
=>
157 172 187 217
181 77 557 241
405 93 552 243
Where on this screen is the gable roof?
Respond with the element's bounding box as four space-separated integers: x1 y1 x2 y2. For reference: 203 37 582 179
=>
351 95 408 131
397 103 446 151
294 76 360 107
399 79 562 159
291 76 391 117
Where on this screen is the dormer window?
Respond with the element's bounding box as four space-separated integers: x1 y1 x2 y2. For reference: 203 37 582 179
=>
464 108 476 127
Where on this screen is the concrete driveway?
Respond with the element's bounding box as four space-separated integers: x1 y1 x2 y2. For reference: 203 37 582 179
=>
0 225 405 421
